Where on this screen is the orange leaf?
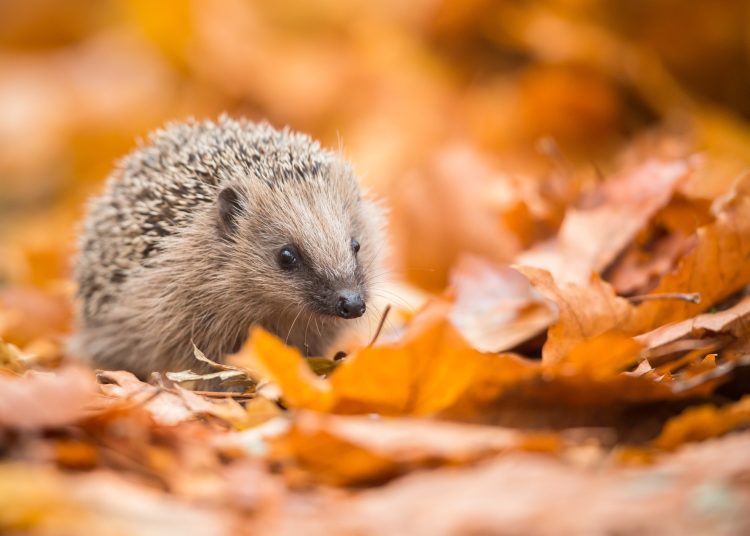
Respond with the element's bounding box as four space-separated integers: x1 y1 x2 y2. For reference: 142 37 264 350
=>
330 305 520 415
233 328 333 412
555 332 643 378
238 306 536 417
516 267 636 364
270 411 546 486
517 158 689 285
654 395 750 451
634 174 750 329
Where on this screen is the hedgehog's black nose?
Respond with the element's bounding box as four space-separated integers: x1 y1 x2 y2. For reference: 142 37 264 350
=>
336 291 366 319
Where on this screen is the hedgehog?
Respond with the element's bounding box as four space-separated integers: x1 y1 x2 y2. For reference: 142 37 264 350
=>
71 116 386 379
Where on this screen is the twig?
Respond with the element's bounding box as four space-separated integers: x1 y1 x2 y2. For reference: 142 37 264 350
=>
671 354 750 393
368 304 392 348
627 292 701 304
641 335 729 367
185 389 255 399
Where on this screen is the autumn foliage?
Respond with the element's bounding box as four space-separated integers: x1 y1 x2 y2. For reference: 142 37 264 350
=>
3 1 750 534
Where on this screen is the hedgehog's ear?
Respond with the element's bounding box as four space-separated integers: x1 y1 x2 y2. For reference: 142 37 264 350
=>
217 186 242 238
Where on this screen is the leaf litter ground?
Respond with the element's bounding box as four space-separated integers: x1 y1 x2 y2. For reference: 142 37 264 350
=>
3 152 750 534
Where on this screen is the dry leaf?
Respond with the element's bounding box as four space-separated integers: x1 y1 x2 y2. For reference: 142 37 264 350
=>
517 158 690 285
328 306 532 416
637 294 750 365
604 196 711 295
516 267 636 364
554 332 642 378
653 395 750 451
448 256 557 353
98 370 251 428
276 431 750 535
0 339 31 372
270 411 554 486
174 386 252 429
634 175 750 329
232 327 333 412
237 310 536 416
5 1 750 532
0 464 229 535
0 367 97 429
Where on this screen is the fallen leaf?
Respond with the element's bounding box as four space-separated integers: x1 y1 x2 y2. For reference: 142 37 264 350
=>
175 386 252 429
98 370 251 428
0 339 31 372
98 370 195 426
305 357 339 377
634 174 750 329
236 309 537 417
448 255 557 353
604 195 711 295
517 158 690 285
328 305 533 416
166 369 246 383
0 367 98 429
637 294 750 364
0 464 230 535
231 328 333 412
276 431 750 535
554 332 643 378
606 228 697 296
653 395 750 451
516 267 636 364
270 411 555 486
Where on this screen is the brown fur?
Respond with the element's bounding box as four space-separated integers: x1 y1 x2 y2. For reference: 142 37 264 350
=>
71 116 385 378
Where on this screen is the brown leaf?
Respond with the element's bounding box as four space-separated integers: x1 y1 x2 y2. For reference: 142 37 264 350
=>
98 370 196 426
166 345 255 387
604 196 711 295
637 294 750 364
98 370 251 428
329 306 534 416
0 366 98 429
277 431 750 535
517 158 690 285
606 229 697 296
270 411 556 486
633 174 750 329
448 256 557 353
554 332 643 378
0 339 31 372
0 464 230 535
516 266 636 364
175 386 253 429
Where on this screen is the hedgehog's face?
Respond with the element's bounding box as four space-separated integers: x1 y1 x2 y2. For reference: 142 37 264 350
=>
273 239 366 319
216 163 382 324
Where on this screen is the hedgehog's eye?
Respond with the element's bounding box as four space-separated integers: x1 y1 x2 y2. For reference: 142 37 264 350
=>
351 238 360 254
277 246 299 270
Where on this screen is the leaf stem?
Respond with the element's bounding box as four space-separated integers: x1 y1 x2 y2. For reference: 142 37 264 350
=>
368 304 392 347
627 292 701 304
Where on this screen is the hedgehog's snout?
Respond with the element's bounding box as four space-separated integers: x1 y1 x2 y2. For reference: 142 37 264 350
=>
335 290 366 319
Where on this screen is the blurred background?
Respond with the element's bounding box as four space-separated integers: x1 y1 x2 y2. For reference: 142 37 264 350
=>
2 0 750 352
